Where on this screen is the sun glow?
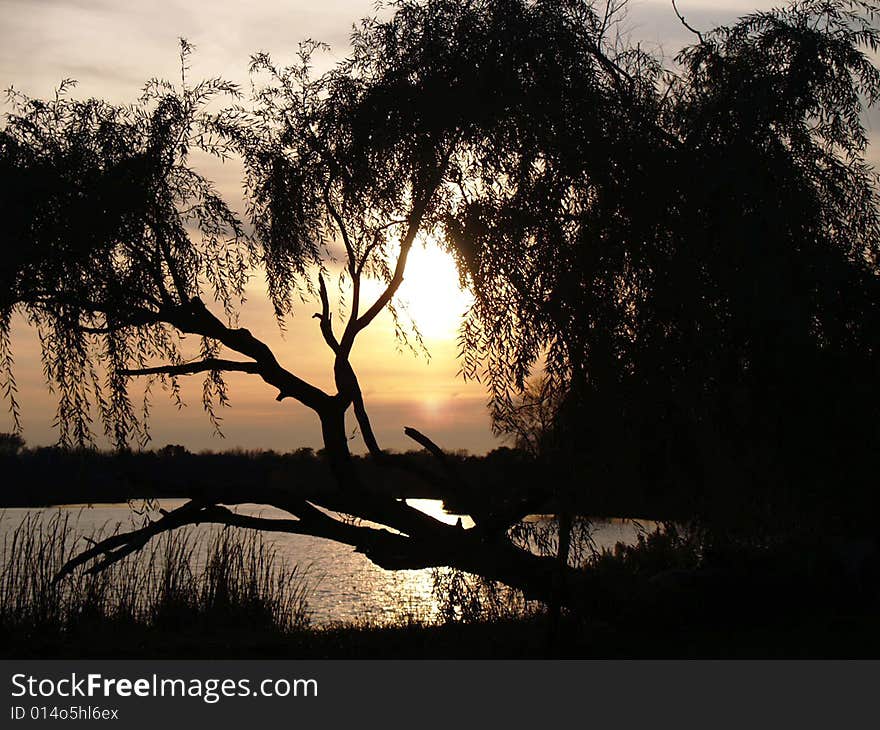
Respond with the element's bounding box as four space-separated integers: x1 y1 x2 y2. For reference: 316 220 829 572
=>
395 241 473 342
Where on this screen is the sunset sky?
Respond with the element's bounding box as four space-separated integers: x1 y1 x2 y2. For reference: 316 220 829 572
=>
1 0 876 453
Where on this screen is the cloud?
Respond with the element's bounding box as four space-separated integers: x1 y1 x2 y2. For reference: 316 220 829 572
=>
0 0 374 99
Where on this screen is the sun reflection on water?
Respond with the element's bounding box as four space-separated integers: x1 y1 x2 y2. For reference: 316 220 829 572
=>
405 497 476 529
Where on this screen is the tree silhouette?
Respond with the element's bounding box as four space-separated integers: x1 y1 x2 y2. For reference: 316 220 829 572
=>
453 0 880 530
1 0 879 607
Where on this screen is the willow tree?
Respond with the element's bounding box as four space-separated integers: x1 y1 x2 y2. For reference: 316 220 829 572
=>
450 0 880 530
0 2 618 606
1 0 879 607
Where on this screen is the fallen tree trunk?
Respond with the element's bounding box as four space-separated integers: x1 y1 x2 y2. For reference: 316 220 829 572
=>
55 491 597 611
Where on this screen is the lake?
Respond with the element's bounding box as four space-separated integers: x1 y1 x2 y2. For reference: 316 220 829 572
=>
0 499 651 626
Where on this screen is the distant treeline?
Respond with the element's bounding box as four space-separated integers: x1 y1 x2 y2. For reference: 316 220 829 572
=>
0 440 673 521
2 437 874 532
1 442 424 507
0 440 522 509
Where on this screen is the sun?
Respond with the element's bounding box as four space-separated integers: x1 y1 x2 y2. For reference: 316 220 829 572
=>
395 241 473 342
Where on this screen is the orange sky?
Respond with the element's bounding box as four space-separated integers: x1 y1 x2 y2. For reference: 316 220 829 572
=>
1 0 876 453
1 243 492 454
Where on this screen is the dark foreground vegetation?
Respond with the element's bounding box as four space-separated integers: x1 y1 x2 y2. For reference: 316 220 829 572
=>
10 612 880 659
4 440 878 658
2 511 878 659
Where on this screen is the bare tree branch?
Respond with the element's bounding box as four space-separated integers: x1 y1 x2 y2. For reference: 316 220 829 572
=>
120 358 261 377
312 274 340 353
163 297 331 410
404 425 476 501
55 497 455 581
344 139 459 349
672 0 705 44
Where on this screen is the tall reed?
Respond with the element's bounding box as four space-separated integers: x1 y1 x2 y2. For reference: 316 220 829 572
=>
0 511 313 637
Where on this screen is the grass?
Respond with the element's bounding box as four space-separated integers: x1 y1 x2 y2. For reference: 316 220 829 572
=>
0 511 312 655
0 510 542 658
